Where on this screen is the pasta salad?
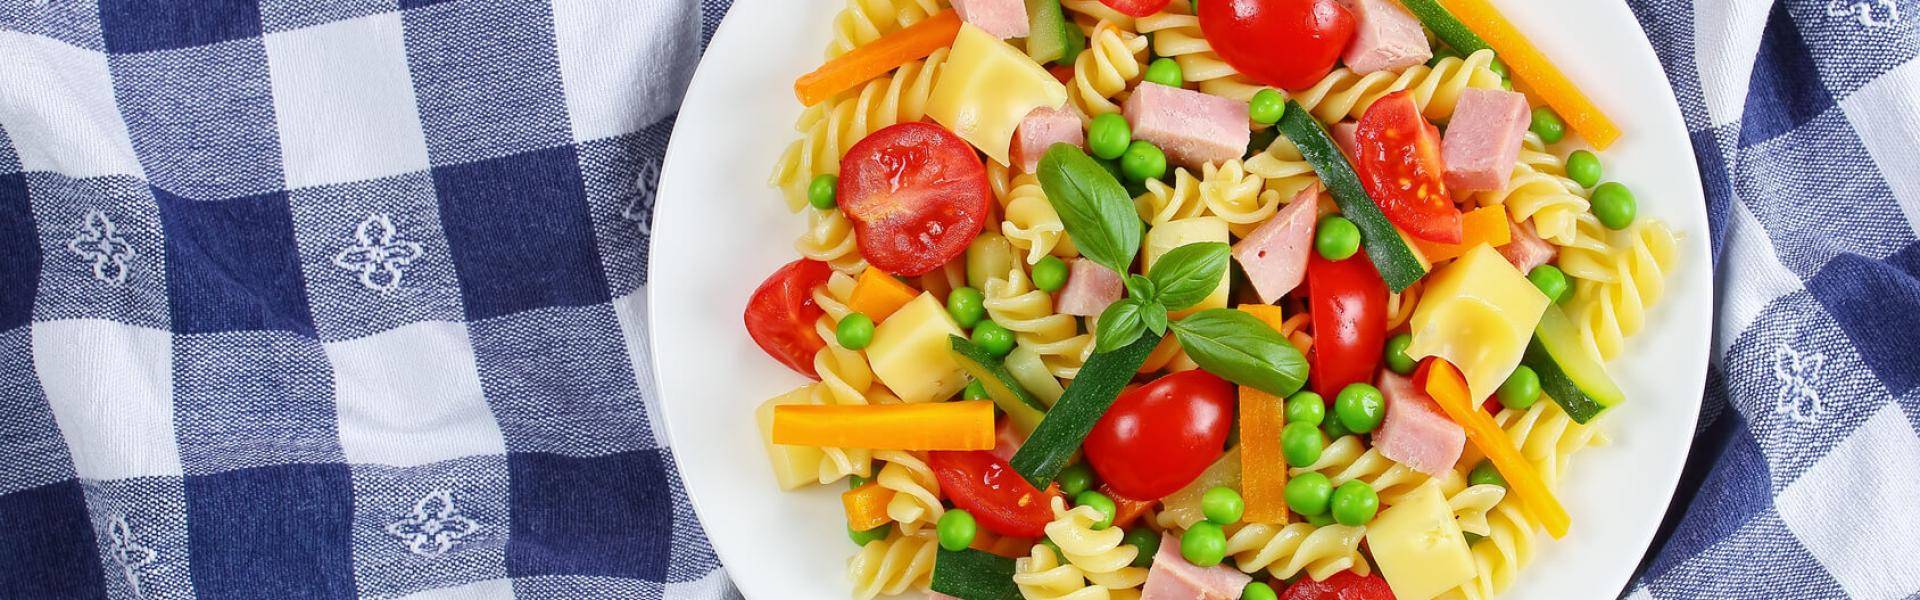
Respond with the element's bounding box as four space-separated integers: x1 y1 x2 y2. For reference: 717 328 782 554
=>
745 0 1677 598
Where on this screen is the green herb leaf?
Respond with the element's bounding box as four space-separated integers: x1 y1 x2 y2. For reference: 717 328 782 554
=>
1094 298 1150 353
1124 274 1157 302
1037 143 1143 275
1170 308 1309 397
1142 303 1170 336
1147 242 1230 311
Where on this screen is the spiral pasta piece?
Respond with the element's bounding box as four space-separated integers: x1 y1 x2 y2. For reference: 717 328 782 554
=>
1451 500 1538 600
1555 213 1617 284
1014 545 1118 600
810 272 875 483
1222 522 1370 582
1567 220 1678 361
986 266 1094 379
1068 21 1148 117
1133 8 1264 102
1289 436 1432 505
1244 136 1323 203
796 207 869 274
848 530 938 600
1134 167 1207 226
1004 172 1081 264
1474 133 1591 244
1461 401 1609 489
1288 48 1503 124
874 450 943 533
824 0 948 58
1046 497 1150 589
1449 483 1509 537
769 49 949 210
1200 159 1282 238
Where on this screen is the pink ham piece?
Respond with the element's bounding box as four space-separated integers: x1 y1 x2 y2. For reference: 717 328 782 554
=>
1233 185 1321 303
1055 258 1123 317
1442 88 1531 192
1498 218 1558 274
1011 105 1086 173
1341 0 1432 74
1330 121 1361 162
1373 372 1467 478
953 0 1029 38
1123 82 1250 169
1141 531 1252 600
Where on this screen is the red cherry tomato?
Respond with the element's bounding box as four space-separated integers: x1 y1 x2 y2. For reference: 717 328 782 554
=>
1083 370 1236 500
1354 91 1463 243
1307 253 1388 397
1198 0 1355 91
929 450 1056 537
1098 0 1174 17
743 258 833 378
837 122 991 276
1278 570 1396 600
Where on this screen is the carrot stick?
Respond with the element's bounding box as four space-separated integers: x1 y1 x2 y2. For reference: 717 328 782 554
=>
1418 358 1570 538
1236 304 1293 524
794 10 963 107
843 482 898 531
1434 0 1621 149
772 400 997 450
1411 205 1511 264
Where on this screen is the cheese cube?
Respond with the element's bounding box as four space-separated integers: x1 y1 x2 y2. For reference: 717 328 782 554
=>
1405 244 1548 402
927 24 1070 166
757 385 826 490
1364 481 1475 600
866 293 969 403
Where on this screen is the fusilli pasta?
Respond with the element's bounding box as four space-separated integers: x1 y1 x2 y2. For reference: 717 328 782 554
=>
1045 497 1150 589
1222 522 1370 581
1133 5 1264 102
1002 171 1080 264
1474 133 1590 244
796 206 868 274
1288 49 1503 124
810 271 875 483
1243 136 1322 203
1068 21 1148 117
1462 401 1609 488
874 450 943 533
986 266 1094 379
1061 0 1137 32
1200 159 1283 238
1135 167 1207 226
769 49 949 210
1014 545 1135 600
848 530 938 600
1566 220 1679 360
824 0 947 58
1290 435 1432 505
1450 500 1538 600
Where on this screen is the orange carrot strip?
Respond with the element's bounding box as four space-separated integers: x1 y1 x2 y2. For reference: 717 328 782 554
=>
1236 304 1293 524
794 10 963 107
848 267 920 322
1419 358 1570 538
771 400 996 450
1411 205 1512 264
1436 0 1621 149
1099 483 1159 529
843 482 897 531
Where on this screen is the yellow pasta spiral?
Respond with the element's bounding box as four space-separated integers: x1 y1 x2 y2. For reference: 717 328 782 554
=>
1134 167 1206 226
1475 133 1591 245
1288 48 1503 124
1014 544 1131 600
1003 172 1080 264
1451 500 1538 600
874 450 943 534
1462 401 1609 489
809 272 875 483
1200 159 1283 238
1046 497 1150 589
824 0 947 58
795 207 868 274
1069 21 1148 117
1132 8 1263 102
1244 136 1323 204
1446 476 1509 538
1555 213 1617 284
848 529 937 600
769 49 948 210
1567 220 1678 361
1222 522 1370 582
986 266 1094 379
1289 435 1431 505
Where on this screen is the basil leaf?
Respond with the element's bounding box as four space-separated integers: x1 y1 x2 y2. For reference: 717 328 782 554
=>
1147 242 1230 311
1170 308 1309 397
1124 274 1157 302
1142 303 1170 336
1094 298 1150 353
1037 143 1143 275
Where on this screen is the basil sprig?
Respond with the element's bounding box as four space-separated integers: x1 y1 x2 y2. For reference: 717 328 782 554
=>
1171 309 1309 396
1037 143 1142 275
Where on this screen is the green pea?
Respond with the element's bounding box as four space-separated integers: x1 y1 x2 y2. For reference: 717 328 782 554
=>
836 313 874 350
1285 391 1325 427
849 523 889 546
1121 140 1168 182
1075 491 1117 530
1591 182 1637 230
972 321 1016 357
1285 471 1333 516
1032 256 1069 293
1315 215 1361 261
938 509 977 551
1124 527 1160 567
1145 57 1184 88
1059 463 1098 498
1243 582 1279 600
849 474 869 489
1334 383 1386 434
1201 487 1245 525
1089 113 1132 160
1281 421 1326 468
1383 333 1416 375
1249 89 1286 125
1330 481 1379 526
947 286 986 329
1530 107 1566 145
808 174 838 210
1527 264 1569 304
1180 522 1228 567
1489 57 1511 80
963 380 990 401
1566 149 1602 189
1497 365 1541 410
1306 511 1336 527
1468 460 1507 489
1322 415 1352 440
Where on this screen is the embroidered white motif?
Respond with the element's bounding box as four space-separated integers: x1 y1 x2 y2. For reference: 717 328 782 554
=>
1772 345 1827 423
384 490 483 558
106 515 156 598
622 158 660 236
1828 0 1901 27
67 210 136 285
332 214 424 293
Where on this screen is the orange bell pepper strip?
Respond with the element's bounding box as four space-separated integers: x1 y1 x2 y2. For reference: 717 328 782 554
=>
1236 304 1293 523
1411 205 1512 264
1418 358 1570 538
793 10 963 107
1436 0 1621 149
771 400 997 450
1100 483 1159 529
848 267 920 322
843 482 897 531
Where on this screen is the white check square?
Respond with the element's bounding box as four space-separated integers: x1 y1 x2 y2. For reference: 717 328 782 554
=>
31 319 181 480
1776 403 1920 600
0 32 143 179
552 0 699 141
327 320 504 468
265 11 430 188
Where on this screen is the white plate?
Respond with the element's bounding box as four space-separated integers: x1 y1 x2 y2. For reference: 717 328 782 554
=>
650 1 1712 597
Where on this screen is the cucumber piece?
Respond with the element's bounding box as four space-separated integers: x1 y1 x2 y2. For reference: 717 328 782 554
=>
1525 305 1623 423
1009 332 1163 488
932 548 1022 600
1055 15 1085 68
950 335 1049 434
1276 102 1428 292
1398 0 1491 55
1025 0 1069 64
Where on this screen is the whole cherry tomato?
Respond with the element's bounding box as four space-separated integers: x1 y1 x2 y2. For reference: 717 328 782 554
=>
838 122 991 276
1307 253 1388 397
929 450 1056 537
1355 91 1463 243
1083 370 1237 500
1198 0 1355 91
1279 570 1396 600
743 258 833 378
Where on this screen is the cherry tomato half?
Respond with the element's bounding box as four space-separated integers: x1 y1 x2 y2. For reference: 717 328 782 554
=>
929 450 1056 537
1198 0 1355 91
743 258 833 378
1279 570 1396 600
1307 253 1388 397
1084 370 1236 500
838 122 991 276
1098 0 1174 17
1354 91 1463 243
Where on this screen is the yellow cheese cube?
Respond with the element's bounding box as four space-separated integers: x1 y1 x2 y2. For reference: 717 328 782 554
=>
866 293 969 403
1364 481 1476 600
926 24 1070 166
1406 244 1548 402
1144 216 1230 317
757 385 825 490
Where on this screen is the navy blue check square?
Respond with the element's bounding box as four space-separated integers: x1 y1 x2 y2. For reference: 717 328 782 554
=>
156 188 315 336
506 450 673 581
434 145 609 321
288 172 465 342
469 304 655 456
111 40 286 201
0 481 106 599
183 464 356 600
1808 247 1920 396
0 172 38 332
402 0 571 166
0 329 73 496
100 0 264 53
26 174 171 330
171 331 342 475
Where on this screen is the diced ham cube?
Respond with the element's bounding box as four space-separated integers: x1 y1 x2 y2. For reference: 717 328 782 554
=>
1330 121 1361 162
991 418 1025 463
1234 185 1321 303
1123 82 1250 169
1498 218 1558 274
1373 372 1467 478
1341 0 1433 74
1442 88 1531 192
1055 258 1123 317
1011 105 1086 173
953 0 1029 38
1141 532 1252 600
